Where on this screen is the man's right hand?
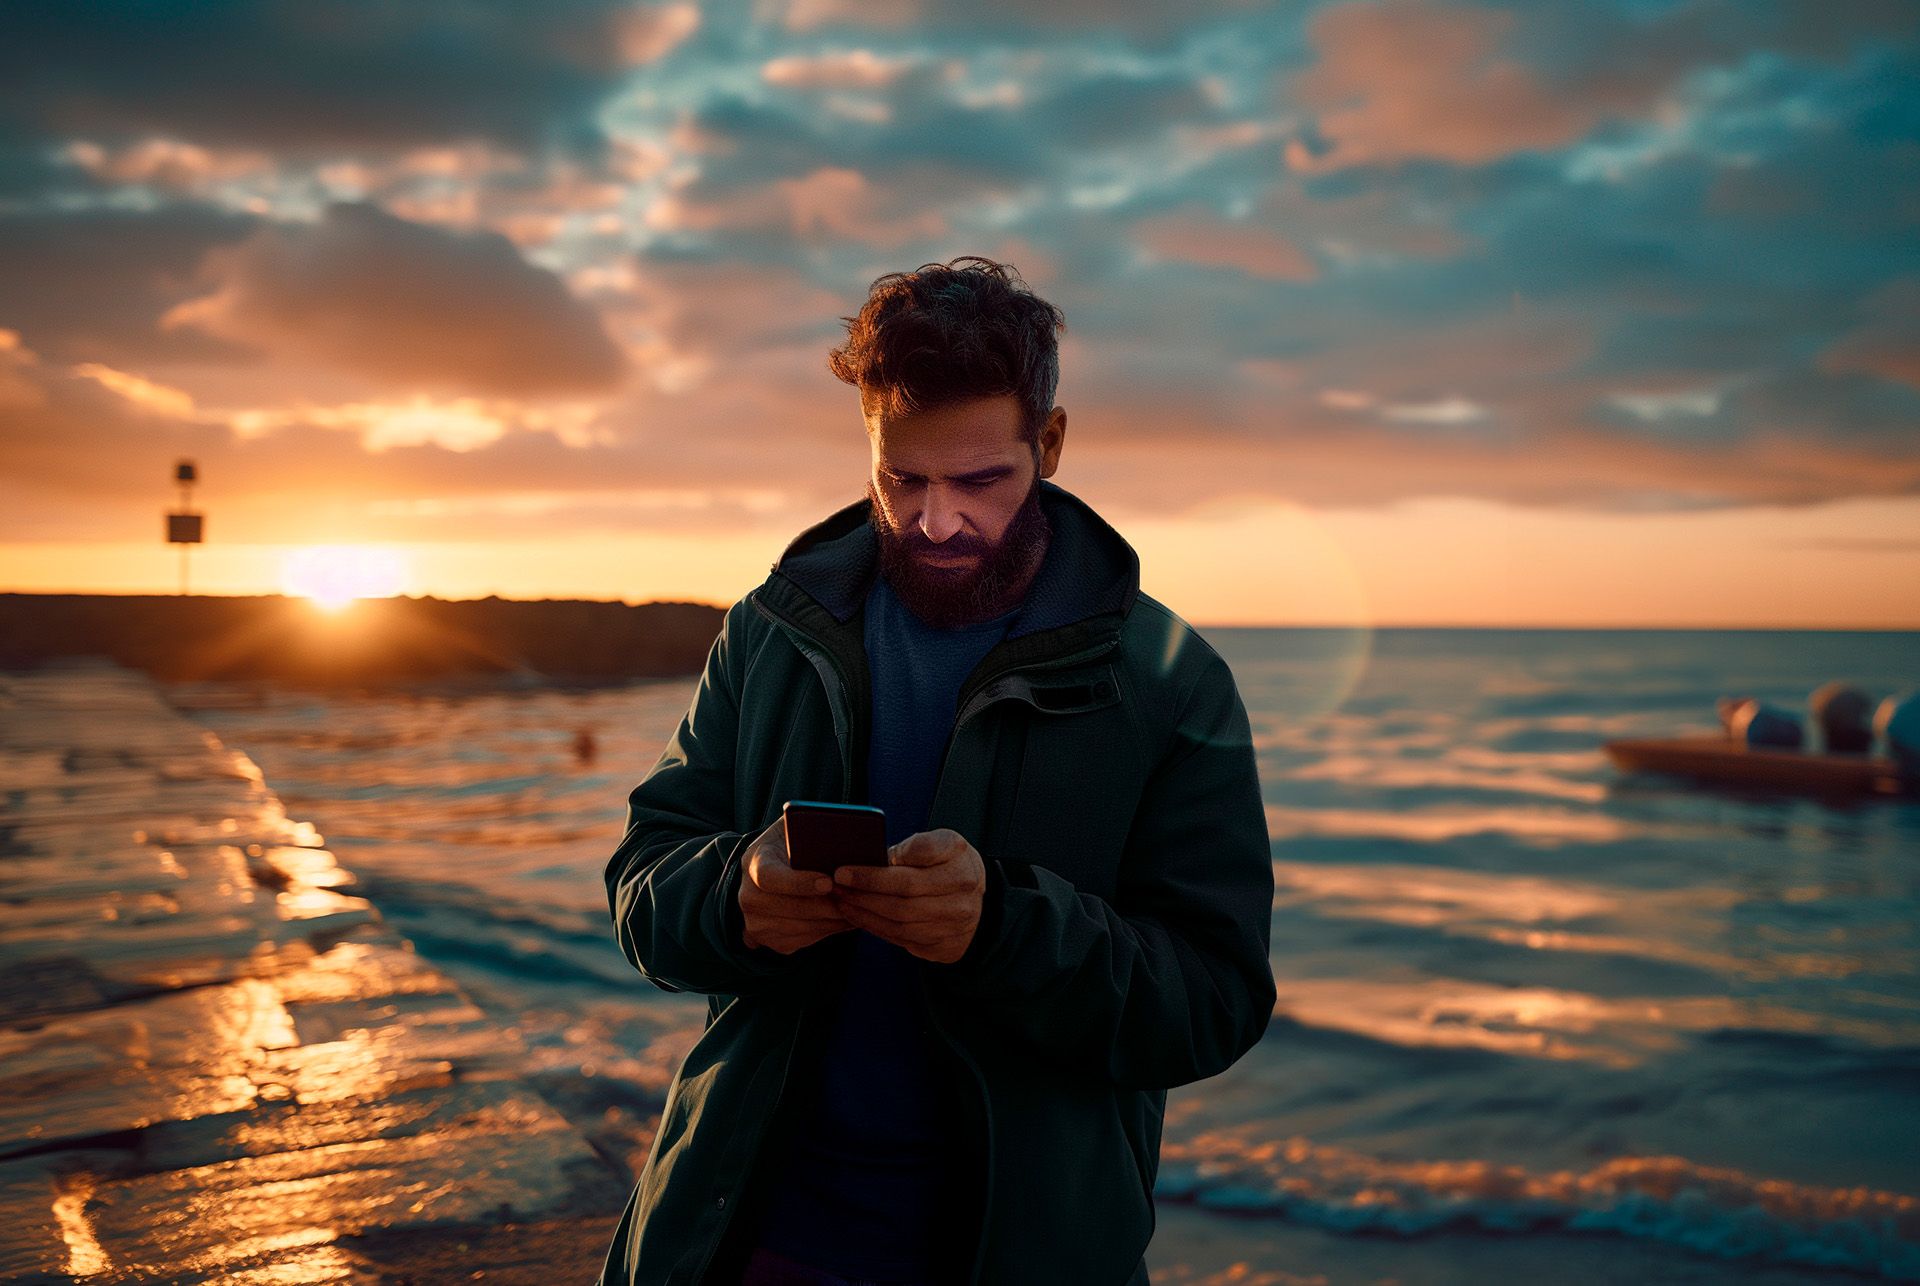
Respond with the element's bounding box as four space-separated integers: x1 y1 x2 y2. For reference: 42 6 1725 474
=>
737 817 852 954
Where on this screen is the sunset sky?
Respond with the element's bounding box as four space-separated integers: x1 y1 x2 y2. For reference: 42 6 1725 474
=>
3 0 1917 627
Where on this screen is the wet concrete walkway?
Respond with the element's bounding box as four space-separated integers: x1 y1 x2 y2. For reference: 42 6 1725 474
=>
0 660 629 1284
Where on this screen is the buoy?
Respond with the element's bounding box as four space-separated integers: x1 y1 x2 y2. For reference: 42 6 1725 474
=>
1730 700 1804 750
1874 692 1920 770
1809 682 1874 754
1716 696 1755 735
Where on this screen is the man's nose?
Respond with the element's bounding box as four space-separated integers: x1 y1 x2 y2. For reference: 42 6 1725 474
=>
919 487 964 544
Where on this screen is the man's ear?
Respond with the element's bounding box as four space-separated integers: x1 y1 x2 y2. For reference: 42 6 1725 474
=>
1037 406 1066 478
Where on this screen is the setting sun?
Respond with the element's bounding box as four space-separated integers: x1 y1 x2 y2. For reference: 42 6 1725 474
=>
279 545 410 610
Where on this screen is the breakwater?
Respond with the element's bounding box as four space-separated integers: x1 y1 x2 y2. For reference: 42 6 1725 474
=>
0 593 725 687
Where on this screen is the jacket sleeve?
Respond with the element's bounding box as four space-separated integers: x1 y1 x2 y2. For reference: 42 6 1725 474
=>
604 597 802 996
927 649 1276 1090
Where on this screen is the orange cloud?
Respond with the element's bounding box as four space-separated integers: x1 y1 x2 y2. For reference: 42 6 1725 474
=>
62 138 274 192
610 258 846 393
1820 276 1920 391
761 49 926 89
1290 0 1623 170
647 166 949 249
612 3 701 65
0 330 45 411
70 362 196 417
756 0 921 32
1135 205 1318 281
161 203 627 398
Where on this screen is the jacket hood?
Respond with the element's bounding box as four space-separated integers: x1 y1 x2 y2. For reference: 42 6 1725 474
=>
765 479 1141 641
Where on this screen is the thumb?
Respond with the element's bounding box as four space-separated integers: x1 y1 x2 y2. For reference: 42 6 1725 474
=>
890 828 964 867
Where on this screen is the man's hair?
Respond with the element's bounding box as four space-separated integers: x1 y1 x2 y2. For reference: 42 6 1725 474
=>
828 255 1065 446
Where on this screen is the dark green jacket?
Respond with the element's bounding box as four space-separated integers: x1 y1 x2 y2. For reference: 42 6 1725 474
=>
597 480 1275 1286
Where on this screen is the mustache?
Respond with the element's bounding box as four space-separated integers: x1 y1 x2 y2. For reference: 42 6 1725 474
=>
901 535 985 556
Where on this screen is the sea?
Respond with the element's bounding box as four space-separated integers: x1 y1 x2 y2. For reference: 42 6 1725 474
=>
165 627 1920 1285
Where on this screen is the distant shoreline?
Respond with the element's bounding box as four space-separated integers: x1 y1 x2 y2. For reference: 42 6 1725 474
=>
0 592 725 688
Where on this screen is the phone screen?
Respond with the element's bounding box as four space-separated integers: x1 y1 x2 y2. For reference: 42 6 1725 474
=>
782 800 889 874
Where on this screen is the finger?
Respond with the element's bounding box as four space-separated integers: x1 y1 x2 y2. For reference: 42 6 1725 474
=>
838 901 952 947
752 912 850 933
752 925 851 954
751 851 834 896
887 829 971 868
835 864 975 896
744 905 847 933
833 887 974 925
908 934 973 966
742 887 845 916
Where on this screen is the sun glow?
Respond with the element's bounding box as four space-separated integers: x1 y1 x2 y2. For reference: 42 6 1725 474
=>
279 545 410 610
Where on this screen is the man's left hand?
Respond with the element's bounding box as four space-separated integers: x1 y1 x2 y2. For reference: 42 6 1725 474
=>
832 828 984 965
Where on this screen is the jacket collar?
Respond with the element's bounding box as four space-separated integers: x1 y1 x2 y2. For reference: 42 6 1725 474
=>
762 479 1141 642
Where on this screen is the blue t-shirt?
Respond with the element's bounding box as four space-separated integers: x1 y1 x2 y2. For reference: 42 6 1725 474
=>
742 572 1017 1281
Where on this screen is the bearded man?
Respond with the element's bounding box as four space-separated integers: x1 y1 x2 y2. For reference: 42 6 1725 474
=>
599 255 1275 1286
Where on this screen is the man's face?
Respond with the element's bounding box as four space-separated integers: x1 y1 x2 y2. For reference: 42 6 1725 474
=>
865 393 1066 629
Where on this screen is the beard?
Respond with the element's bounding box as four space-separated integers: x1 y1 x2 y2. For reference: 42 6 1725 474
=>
868 470 1052 630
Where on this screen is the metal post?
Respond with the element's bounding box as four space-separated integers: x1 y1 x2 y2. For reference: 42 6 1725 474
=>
167 460 203 596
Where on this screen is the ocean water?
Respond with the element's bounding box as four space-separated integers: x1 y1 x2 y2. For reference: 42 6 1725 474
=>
166 628 1920 1284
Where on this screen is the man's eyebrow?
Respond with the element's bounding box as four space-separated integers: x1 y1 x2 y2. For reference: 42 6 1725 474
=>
882 465 1012 483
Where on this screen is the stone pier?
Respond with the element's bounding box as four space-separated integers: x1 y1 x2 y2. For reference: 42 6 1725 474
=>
0 660 629 1284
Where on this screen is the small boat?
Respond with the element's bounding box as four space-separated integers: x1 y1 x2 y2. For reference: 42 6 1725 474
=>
1604 735 1915 799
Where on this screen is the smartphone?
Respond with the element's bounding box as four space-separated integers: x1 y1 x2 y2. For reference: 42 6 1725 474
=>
782 800 889 875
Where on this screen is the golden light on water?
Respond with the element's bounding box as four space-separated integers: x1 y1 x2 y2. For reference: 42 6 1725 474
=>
278 546 410 610
53 1171 107 1278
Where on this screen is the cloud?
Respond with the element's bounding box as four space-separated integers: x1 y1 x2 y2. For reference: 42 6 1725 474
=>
1076 410 1920 515
675 61 1224 199
1777 537 1920 553
609 256 848 393
647 165 950 249
0 204 262 366
761 49 933 90
62 138 275 191
1287 0 1638 171
71 363 196 417
161 202 628 398
0 345 872 544
1821 276 1920 391
3 0 1918 541
1285 0 1917 172
0 330 44 410
0 0 697 155
755 0 1260 42
1135 204 1318 281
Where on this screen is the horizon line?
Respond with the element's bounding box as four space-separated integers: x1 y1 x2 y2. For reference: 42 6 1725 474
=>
3 588 1916 632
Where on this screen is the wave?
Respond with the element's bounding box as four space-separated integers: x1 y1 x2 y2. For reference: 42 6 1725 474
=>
1278 751 1608 804
1266 974 1920 1067
1156 1131 1920 1280
346 870 635 990
1264 803 1648 846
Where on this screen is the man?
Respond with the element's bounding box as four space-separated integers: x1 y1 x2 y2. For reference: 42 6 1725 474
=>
598 256 1275 1286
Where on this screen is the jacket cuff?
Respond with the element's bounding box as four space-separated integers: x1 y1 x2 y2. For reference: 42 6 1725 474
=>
710 830 795 975
940 856 1025 980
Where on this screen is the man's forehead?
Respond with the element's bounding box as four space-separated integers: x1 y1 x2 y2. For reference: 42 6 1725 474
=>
873 437 1026 476
865 395 1029 473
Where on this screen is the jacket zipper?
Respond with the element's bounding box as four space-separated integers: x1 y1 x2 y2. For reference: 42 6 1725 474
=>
919 636 1118 1286
915 968 993 1286
687 1000 809 1286
747 592 1120 1286
751 594 855 802
686 597 853 1286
